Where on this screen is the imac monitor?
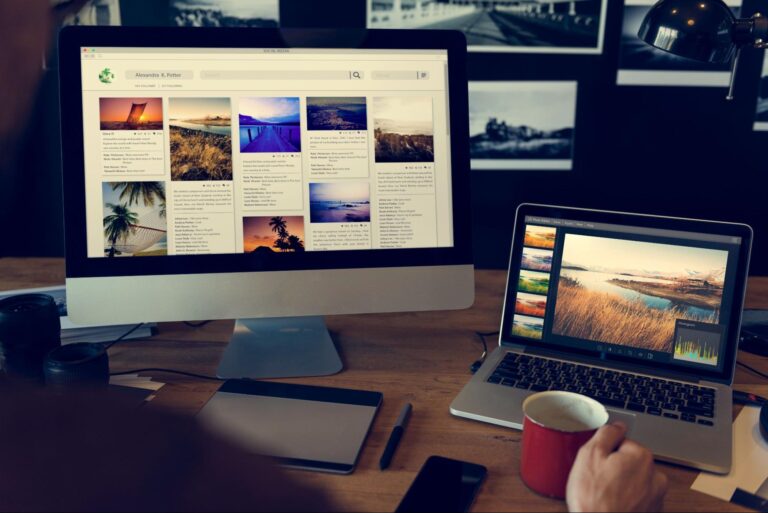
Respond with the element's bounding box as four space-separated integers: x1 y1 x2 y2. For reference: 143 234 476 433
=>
58 28 473 379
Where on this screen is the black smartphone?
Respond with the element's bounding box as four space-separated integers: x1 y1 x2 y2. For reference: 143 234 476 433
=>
395 456 487 513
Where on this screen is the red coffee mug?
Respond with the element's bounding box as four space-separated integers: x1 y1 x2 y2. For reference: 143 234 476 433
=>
520 391 609 500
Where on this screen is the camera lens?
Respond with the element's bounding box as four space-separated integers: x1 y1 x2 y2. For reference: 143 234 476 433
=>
0 294 61 382
44 343 109 389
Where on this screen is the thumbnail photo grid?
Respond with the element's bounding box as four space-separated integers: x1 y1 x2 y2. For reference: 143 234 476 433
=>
512 224 558 340
551 234 728 354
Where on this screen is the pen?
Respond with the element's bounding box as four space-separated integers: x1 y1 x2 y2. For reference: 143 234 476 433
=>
380 403 413 470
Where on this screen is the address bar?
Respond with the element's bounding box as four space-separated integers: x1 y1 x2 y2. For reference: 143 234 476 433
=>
200 70 361 80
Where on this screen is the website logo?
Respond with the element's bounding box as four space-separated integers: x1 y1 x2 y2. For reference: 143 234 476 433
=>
99 68 115 84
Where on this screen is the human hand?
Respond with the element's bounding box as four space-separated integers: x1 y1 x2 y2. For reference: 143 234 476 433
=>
566 423 668 513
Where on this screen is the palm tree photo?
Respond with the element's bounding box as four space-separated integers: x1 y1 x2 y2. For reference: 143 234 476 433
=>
103 203 138 258
111 182 165 208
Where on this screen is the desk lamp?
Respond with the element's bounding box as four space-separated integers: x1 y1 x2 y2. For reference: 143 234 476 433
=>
638 0 768 99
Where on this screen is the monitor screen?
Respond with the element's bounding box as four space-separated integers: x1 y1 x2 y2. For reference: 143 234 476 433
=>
507 214 744 374
79 47 453 258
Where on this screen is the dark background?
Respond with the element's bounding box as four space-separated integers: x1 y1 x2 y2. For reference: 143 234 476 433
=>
4 0 766 273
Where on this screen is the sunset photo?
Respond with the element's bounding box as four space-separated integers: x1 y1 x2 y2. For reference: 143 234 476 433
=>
243 216 305 253
100 97 163 130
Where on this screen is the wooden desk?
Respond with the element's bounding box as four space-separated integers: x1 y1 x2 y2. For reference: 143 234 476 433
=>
3 258 768 512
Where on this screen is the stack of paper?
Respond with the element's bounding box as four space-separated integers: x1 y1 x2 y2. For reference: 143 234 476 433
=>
691 407 768 505
0 285 156 344
109 374 166 406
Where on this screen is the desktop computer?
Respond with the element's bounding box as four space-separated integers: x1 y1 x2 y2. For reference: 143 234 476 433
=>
58 27 473 379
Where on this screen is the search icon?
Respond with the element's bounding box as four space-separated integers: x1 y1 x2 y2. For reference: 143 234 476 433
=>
351 71 363 79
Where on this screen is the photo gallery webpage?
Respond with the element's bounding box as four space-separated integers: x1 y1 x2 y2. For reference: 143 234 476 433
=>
510 216 742 372
80 47 454 258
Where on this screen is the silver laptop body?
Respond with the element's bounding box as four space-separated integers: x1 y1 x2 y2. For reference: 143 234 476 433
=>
451 204 753 474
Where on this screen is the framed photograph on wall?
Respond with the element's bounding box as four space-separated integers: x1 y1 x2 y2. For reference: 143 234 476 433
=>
755 52 768 131
170 0 280 27
617 0 742 87
367 0 608 54
469 81 578 171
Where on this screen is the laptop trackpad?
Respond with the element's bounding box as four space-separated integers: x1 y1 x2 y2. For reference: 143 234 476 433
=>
607 409 637 437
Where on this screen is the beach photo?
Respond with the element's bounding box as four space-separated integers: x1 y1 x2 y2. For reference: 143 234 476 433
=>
469 81 577 170
171 0 279 27
309 183 371 223
518 269 550 295
367 0 607 54
243 216 305 254
512 314 544 340
552 234 728 352
524 225 556 249
100 98 163 130
307 97 368 131
373 96 434 163
515 292 548 318
169 97 233 181
617 1 740 86
102 182 167 257
522 247 553 272
239 97 301 153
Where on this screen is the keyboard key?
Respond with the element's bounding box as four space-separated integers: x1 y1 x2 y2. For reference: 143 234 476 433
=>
488 376 502 384
681 414 696 423
679 405 714 418
698 419 714 427
647 407 662 416
627 403 645 413
516 382 531 390
530 384 548 392
501 379 516 387
663 413 679 420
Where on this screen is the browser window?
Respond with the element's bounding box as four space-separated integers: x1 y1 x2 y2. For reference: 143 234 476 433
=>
80 47 453 258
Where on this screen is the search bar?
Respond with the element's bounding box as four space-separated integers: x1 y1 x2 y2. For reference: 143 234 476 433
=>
372 70 430 80
200 70 363 80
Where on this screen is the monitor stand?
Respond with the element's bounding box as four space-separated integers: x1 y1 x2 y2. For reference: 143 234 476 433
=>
216 317 343 380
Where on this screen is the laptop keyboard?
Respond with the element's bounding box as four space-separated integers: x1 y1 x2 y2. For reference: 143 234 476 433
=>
487 353 716 427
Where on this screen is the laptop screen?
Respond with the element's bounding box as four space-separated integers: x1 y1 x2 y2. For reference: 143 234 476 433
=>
507 213 744 375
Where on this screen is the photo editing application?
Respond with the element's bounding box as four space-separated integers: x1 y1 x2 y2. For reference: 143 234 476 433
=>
79 47 454 257
509 216 741 372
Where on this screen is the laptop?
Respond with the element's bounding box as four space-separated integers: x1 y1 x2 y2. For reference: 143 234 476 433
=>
451 204 752 474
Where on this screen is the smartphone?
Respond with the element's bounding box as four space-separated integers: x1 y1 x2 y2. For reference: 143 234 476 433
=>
395 456 487 513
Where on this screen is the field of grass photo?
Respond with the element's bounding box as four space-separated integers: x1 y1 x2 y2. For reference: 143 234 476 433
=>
170 127 233 181
552 278 715 352
518 270 550 295
512 314 544 340
512 324 543 339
